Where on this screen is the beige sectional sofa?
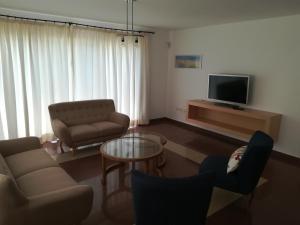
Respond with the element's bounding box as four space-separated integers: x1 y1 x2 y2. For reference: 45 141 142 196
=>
48 99 130 153
0 137 93 225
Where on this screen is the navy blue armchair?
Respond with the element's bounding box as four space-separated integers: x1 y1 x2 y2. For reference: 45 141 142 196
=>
198 131 273 202
131 170 215 225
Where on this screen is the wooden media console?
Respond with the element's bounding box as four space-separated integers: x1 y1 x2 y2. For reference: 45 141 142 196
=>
187 100 282 141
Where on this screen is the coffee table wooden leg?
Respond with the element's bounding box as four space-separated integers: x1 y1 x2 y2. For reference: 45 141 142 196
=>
101 155 107 185
155 157 163 177
158 152 167 168
145 160 150 174
119 163 126 187
132 161 136 170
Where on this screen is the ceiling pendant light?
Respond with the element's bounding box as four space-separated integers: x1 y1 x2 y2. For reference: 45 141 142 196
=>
121 0 138 44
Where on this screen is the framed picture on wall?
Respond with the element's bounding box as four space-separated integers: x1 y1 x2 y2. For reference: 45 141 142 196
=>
175 55 202 69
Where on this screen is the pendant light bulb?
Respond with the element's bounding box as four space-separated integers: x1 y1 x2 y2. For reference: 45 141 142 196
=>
121 36 125 46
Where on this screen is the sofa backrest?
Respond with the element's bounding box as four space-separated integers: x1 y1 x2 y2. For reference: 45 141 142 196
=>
131 170 215 225
48 99 116 126
236 130 273 194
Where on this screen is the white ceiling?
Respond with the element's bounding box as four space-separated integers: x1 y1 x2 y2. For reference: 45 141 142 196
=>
0 0 300 29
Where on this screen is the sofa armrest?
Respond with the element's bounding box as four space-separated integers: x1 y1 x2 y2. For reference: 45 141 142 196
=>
28 185 93 224
0 175 28 225
110 112 130 132
51 119 72 147
0 137 41 157
0 174 28 206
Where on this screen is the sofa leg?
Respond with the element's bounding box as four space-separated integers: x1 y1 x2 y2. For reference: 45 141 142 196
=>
59 140 65 154
71 147 77 155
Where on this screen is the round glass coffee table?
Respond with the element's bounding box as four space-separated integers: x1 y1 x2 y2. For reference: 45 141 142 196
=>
100 131 167 185
124 131 167 167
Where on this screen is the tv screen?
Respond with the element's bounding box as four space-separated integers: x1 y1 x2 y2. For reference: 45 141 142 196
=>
208 74 250 105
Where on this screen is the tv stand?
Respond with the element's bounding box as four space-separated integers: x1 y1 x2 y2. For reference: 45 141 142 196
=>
214 102 244 110
187 100 281 141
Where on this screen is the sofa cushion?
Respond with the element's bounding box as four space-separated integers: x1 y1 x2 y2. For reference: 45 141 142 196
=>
69 124 99 142
16 167 76 197
0 154 17 185
91 121 124 137
5 149 58 178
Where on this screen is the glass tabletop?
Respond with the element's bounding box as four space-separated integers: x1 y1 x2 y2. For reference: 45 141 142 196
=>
101 137 163 161
123 131 167 145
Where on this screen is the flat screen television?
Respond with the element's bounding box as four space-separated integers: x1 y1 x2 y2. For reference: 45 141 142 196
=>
208 74 250 106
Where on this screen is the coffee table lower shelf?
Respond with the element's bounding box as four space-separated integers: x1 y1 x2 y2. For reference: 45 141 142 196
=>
101 154 164 185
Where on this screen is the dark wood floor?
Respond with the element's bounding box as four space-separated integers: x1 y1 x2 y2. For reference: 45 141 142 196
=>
60 119 300 225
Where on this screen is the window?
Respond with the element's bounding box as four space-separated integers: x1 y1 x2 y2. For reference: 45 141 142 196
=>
0 20 149 139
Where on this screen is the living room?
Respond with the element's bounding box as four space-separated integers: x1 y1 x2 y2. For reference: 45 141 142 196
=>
0 1 299 225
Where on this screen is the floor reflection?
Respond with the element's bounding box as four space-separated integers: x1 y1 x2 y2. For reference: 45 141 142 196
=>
102 186 133 225
82 163 139 225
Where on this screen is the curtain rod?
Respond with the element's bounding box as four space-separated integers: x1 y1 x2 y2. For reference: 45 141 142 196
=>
0 14 155 35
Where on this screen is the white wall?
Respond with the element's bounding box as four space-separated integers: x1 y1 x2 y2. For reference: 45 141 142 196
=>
149 29 169 119
166 15 300 158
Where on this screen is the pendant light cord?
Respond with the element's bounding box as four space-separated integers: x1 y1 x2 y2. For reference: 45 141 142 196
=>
126 0 129 35
132 0 134 35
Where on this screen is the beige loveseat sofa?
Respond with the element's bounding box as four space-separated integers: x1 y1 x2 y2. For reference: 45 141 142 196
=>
48 99 130 153
0 137 93 225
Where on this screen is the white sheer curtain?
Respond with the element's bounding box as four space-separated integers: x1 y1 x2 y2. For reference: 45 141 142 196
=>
0 19 149 140
71 27 149 125
0 20 71 140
